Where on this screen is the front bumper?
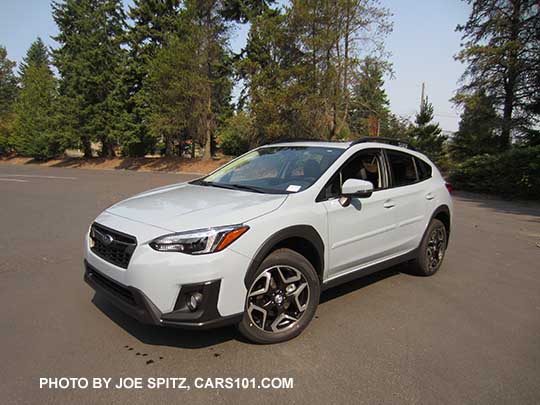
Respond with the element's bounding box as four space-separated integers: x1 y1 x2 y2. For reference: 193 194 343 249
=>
84 211 251 318
84 260 242 329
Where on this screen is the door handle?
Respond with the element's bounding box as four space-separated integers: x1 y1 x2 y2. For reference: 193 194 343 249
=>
383 200 395 209
425 193 434 200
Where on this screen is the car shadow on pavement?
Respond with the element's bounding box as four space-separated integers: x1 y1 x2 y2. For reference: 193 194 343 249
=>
320 267 400 304
92 265 411 348
92 294 240 349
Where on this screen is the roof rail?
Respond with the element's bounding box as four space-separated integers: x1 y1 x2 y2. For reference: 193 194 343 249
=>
350 137 413 149
267 137 324 145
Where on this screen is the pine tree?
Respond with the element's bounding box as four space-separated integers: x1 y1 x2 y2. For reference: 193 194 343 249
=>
221 0 274 23
349 57 390 137
237 8 299 144
0 46 18 153
0 47 17 120
410 97 447 166
12 39 59 160
123 0 182 156
18 37 49 76
288 0 392 139
147 34 201 156
12 44 59 160
455 0 540 148
379 113 411 140
52 0 127 158
240 0 392 143
189 0 232 160
450 90 500 162
146 0 232 159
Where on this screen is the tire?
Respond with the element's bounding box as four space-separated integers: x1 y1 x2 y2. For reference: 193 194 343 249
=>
238 248 320 344
410 218 448 276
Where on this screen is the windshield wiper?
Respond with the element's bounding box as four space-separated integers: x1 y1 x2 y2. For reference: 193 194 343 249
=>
196 180 266 194
225 183 267 193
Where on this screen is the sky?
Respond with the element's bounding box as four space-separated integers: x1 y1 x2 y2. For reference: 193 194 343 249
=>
0 0 471 132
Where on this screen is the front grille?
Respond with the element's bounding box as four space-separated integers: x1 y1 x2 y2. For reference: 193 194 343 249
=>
87 266 136 306
90 223 137 269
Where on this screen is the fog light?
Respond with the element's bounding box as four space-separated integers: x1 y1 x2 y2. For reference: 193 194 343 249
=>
187 292 203 311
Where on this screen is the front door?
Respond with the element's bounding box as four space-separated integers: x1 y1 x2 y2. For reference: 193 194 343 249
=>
320 148 400 279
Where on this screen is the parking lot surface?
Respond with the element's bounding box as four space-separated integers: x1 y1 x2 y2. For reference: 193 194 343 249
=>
1 164 539 404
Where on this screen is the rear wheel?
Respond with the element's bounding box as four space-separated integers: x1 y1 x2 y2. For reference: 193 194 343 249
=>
410 218 448 276
238 249 320 344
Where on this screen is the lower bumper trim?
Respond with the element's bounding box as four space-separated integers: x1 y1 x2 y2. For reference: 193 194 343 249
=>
84 260 242 330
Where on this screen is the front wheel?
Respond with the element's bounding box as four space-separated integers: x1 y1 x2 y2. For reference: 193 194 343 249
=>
238 249 320 344
410 218 448 276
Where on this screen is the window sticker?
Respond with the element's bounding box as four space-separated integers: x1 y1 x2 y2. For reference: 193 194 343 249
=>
287 185 302 192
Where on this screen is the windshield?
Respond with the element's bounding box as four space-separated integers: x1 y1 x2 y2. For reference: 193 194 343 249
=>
195 146 344 194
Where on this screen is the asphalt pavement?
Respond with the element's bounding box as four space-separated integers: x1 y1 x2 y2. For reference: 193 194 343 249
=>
1 163 539 404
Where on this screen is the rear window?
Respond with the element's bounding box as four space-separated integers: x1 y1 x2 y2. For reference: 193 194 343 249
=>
415 157 432 181
386 150 418 187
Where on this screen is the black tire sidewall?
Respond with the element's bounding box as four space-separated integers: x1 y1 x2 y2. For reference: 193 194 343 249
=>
238 248 320 344
414 218 447 276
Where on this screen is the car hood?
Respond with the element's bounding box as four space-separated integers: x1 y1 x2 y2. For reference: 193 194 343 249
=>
105 183 287 232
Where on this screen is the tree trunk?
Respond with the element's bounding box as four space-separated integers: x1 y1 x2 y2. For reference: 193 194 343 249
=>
202 92 212 161
335 0 351 136
201 6 213 161
501 84 514 149
165 135 175 156
100 137 115 158
82 136 92 158
500 0 521 150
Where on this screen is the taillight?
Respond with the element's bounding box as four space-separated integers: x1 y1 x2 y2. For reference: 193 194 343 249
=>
445 182 452 194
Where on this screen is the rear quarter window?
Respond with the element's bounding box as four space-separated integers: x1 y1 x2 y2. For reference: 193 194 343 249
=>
415 157 432 181
386 150 418 187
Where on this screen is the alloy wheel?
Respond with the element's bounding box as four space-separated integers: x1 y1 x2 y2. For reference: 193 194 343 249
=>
247 265 310 333
426 225 447 271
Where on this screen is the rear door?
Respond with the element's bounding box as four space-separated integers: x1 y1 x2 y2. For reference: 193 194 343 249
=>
384 149 431 253
320 148 401 278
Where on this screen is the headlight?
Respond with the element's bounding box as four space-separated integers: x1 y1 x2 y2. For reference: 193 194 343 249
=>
149 224 249 254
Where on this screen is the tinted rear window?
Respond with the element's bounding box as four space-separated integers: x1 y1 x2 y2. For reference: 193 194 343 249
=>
415 157 432 181
386 150 418 187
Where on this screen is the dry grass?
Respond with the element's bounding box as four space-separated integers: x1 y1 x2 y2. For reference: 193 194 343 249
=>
0 155 231 175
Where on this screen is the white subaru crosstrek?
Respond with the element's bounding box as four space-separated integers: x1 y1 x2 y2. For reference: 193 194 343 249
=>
84 138 452 343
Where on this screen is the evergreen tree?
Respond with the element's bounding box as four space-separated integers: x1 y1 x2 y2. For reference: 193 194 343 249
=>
18 37 49 76
409 97 446 166
217 111 252 155
147 34 201 156
0 46 18 153
237 8 300 145
379 113 411 140
240 0 392 143
146 0 232 159
455 0 540 148
288 0 392 139
52 0 127 158
0 46 18 120
12 41 59 160
221 0 274 23
450 90 500 162
349 57 390 137
123 0 182 156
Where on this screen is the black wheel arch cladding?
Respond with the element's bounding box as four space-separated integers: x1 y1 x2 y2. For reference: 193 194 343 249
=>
244 225 325 288
431 204 451 237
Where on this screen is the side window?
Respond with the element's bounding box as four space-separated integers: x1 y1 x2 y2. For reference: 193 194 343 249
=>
415 157 432 181
320 149 385 200
386 150 418 187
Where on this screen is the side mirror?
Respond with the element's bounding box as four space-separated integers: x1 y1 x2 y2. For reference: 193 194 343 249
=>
339 179 373 207
341 179 374 198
